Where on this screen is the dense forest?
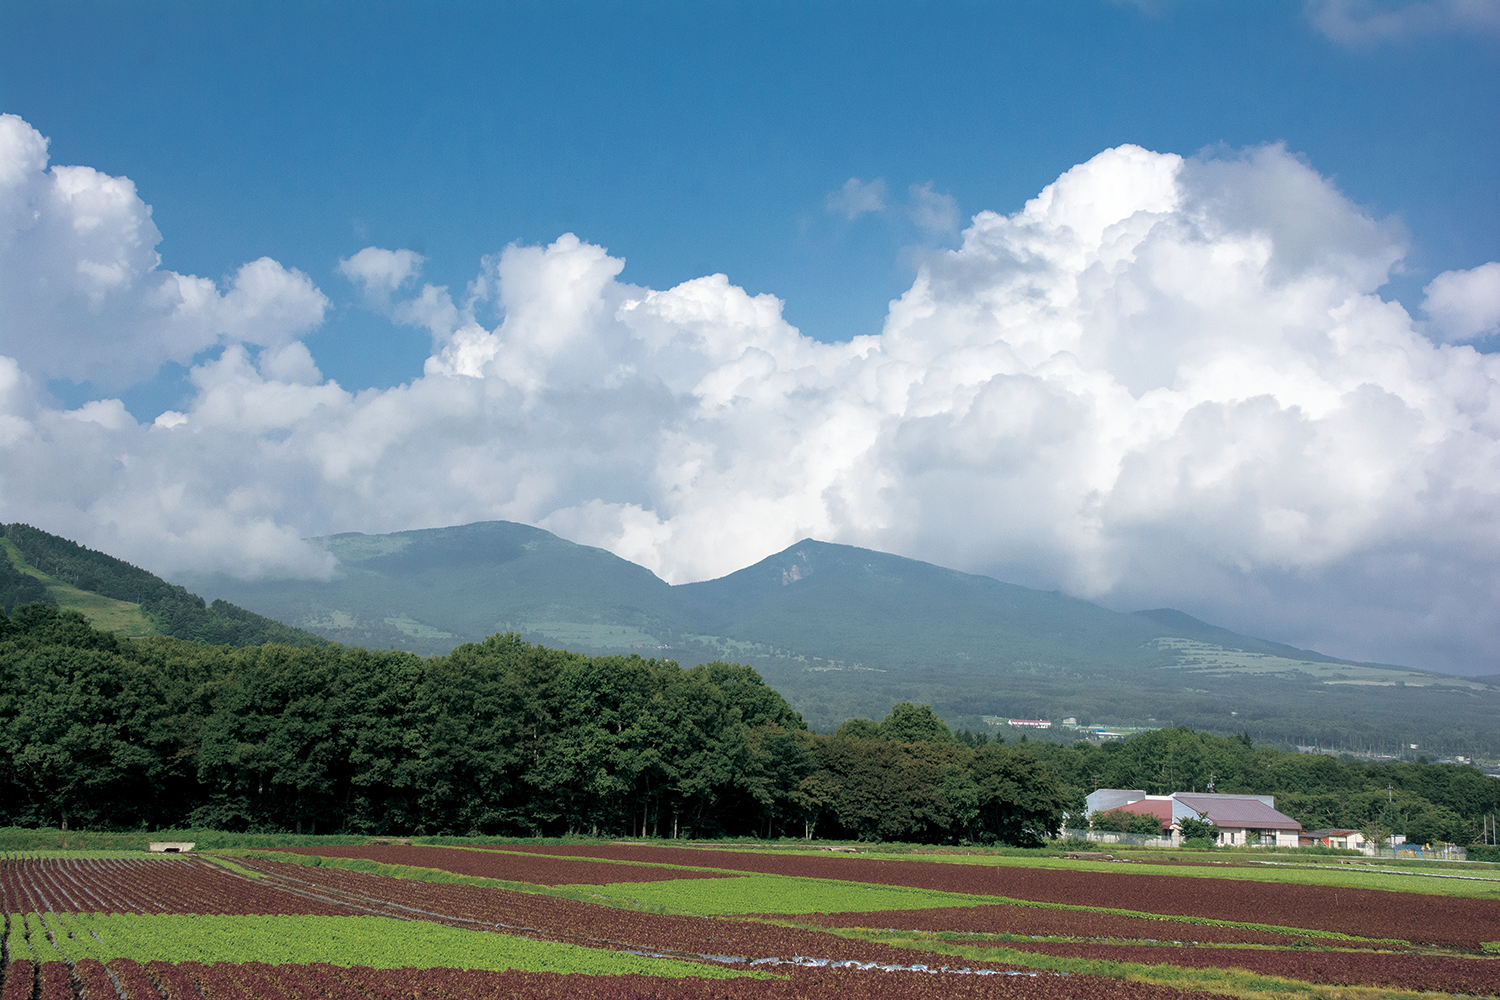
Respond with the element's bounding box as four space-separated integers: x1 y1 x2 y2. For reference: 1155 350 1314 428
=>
1 602 1496 847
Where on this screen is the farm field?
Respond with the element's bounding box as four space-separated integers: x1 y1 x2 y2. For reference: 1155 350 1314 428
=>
1 844 1498 999
269 844 742 886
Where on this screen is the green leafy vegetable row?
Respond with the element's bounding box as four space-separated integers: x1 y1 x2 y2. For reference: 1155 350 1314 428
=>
3 912 752 978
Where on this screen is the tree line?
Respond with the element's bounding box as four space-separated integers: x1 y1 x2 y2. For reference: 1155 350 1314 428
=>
2 602 1495 846
0 604 1068 844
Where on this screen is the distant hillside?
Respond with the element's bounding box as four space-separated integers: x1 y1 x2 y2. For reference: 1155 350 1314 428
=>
676 540 1172 670
184 521 1500 754
2 524 325 648
182 521 683 654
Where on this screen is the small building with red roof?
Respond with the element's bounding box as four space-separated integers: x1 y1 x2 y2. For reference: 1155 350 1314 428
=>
1084 789 1303 848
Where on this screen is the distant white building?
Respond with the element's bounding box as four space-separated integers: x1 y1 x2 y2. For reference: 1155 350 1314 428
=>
1008 718 1052 729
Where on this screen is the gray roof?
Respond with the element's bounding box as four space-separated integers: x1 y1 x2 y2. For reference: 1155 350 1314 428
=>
1174 793 1302 830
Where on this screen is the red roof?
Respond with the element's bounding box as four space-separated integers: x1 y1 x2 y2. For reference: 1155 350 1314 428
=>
1116 799 1173 829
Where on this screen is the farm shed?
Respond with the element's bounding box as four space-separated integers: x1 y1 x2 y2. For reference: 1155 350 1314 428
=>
1300 828 1382 851
148 841 196 853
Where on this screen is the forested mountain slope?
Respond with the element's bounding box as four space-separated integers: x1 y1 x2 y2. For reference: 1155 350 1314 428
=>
676 539 1173 670
184 521 1500 754
187 521 685 653
2 524 325 647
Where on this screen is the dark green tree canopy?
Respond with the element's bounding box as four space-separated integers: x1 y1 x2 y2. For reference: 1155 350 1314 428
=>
878 701 956 744
1177 812 1219 844
2 602 1496 847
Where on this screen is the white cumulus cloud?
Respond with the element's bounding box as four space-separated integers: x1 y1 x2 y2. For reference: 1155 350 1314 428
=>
1422 262 1500 342
0 113 326 389
338 246 425 310
1 112 1498 673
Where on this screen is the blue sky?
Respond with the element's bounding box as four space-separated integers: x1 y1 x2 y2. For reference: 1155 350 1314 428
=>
1 1 1498 672
6 1 1495 406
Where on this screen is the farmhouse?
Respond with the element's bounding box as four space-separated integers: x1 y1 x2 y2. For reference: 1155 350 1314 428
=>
1297 827 1405 851
1084 789 1303 847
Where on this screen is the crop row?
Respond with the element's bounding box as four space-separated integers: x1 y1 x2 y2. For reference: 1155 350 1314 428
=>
0 854 177 863
476 844 1500 948
4 911 746 978
0 959 1235 1000
782 903 1357 947
0 961 74 1000
274 845 737 886
997 941 1500 995
0 858 346 917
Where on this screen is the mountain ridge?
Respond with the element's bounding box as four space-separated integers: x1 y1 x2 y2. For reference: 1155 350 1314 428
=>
180 520 1498 750
7 518 1497 754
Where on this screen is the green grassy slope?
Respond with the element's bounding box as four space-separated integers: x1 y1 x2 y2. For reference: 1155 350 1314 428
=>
1 538 157 634
2 524 326 647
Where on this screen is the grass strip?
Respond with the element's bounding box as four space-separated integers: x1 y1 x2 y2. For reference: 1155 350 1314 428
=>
195 855 264 879
34 913 764 978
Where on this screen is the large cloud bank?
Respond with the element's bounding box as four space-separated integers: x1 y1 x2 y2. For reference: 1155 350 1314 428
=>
2 113 1497 671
